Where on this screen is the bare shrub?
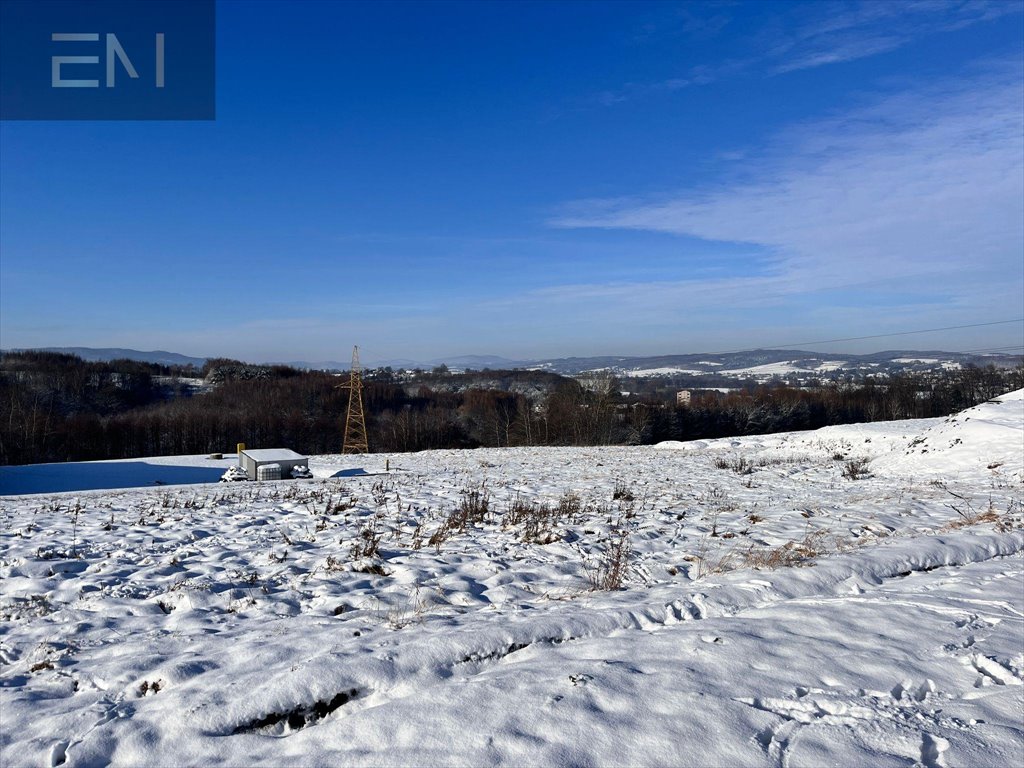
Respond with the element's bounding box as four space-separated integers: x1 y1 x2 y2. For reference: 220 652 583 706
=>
587 527 632 590
503 494 533 527
427 519 454 552
738 527 836 570
386 584 426 629
502 491 580 544
731 457 754 475
371 478 394 508
322 555 347 573
713 456 753 475
68 499 82 557
842 458 872 480
688 534 726 579
937 486 1023 532
557 491 582 520
612 480 635 502
307 493 353 516
521 503 557 544
697 485 733 509
756 455 806 468
409 517 425 550
942 508 1001 530
351 516 383 559
503 497 555 543
691 526 841 578
428 484 490 551
460 486 490 526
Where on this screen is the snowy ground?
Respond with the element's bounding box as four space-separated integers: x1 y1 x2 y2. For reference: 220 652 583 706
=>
1 392 1022 767
0 455 240 496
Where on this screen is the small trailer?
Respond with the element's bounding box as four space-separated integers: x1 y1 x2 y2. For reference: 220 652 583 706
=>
238 448 310 481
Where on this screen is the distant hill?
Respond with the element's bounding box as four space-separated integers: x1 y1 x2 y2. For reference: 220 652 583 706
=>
5 346 1019 380
284 355 530 371
11 347 207 368
426 355 531 369
530 349 1022 376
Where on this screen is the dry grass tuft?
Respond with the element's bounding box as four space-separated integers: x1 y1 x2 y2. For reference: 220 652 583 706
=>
714 456 753 475
612 480 635 502
586 526 632 590
690 526 846 578
351 516 383 559
739 528 832 569
842 458 872 480
429 485 491 550
938 489 1023 532
502 491 583 544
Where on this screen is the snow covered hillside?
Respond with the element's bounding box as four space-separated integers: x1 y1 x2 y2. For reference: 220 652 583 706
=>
1 393 1022 767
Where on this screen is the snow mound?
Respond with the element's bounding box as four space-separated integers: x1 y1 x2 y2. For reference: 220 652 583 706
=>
873 389 1024 480
655 390 1022 482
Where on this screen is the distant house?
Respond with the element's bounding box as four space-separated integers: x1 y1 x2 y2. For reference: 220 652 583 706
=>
676 390 692 406
239 448 308 481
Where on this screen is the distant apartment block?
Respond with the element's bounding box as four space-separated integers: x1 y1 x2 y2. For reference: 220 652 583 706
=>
676 390 691 406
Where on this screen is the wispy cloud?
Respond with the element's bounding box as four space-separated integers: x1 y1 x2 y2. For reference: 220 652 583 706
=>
549 63 1024 323
595 1 1022 105
766 0 1022 74
630 2 734 44
770 34 906 74
593 60 743 106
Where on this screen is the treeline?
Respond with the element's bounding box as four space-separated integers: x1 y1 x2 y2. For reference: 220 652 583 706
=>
0 351 200 463
1 350 1020 465
0 352 603 463
640 366 1022 444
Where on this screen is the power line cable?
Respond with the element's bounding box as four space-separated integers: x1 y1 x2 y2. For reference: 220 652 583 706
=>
951 344 1024 355
753 318 1024 352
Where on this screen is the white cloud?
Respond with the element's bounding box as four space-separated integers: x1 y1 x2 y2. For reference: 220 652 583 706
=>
764 0 1022 73
595 1 1023 104
552 64 1024 317
771 34 907 73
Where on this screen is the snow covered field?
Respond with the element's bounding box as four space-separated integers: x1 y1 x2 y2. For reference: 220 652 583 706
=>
1 393 1022 767
0 455 240 496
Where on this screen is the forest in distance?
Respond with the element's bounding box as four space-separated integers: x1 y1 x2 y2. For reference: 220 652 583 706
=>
1 350 1021 466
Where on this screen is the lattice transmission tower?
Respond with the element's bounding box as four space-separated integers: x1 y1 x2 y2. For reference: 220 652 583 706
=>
338 345 369 454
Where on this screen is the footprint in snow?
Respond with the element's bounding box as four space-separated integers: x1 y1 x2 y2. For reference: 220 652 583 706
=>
48 740 68 767
920 732 950 768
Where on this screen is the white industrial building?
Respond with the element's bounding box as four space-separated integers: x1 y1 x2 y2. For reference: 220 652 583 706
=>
239 448 309 481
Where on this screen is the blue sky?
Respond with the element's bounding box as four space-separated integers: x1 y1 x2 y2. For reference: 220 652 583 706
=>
1 0 1022 364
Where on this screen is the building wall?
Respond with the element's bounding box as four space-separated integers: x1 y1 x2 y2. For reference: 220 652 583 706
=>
241 454 309 480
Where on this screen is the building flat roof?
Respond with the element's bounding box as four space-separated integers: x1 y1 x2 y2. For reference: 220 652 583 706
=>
241 449 306 461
